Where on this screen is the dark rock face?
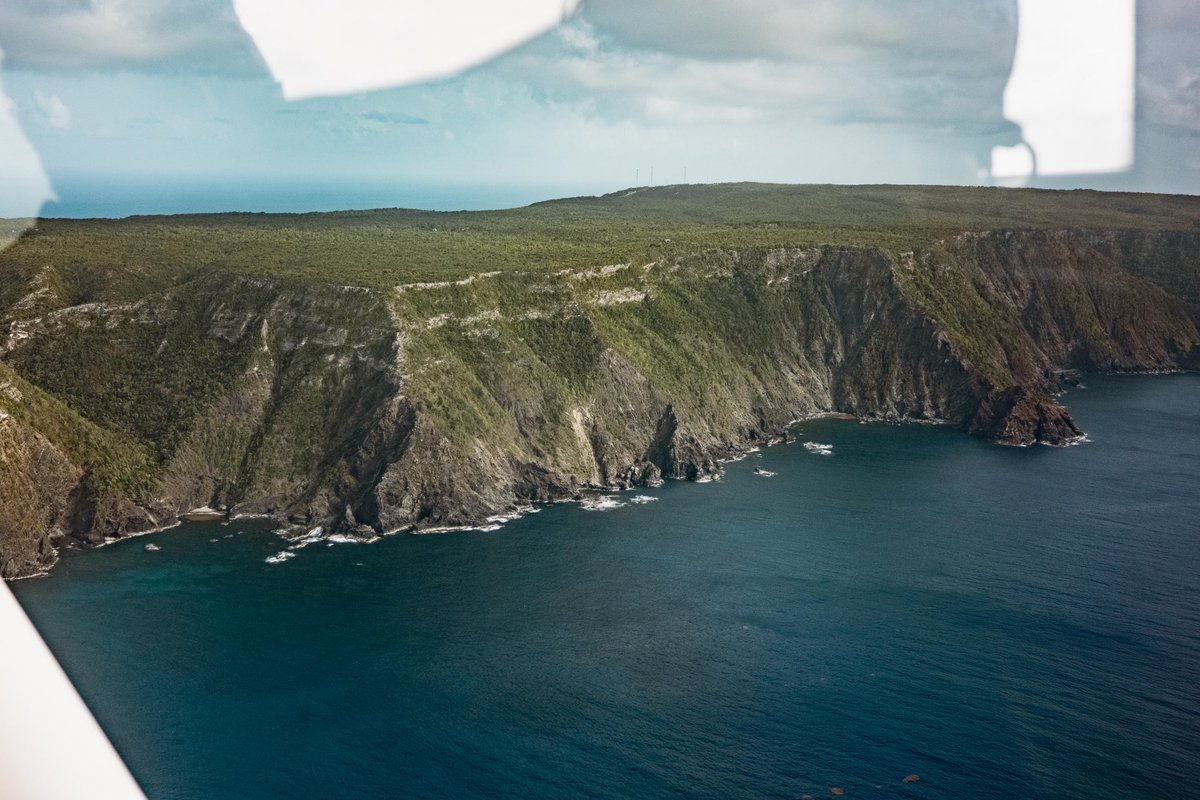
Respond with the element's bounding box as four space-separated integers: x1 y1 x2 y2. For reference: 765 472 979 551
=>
2 229 1199 577
0 419 79 578
969 385 1084 446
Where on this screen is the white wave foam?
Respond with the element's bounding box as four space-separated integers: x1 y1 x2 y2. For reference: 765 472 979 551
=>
580 495 626 511
285 525 326 551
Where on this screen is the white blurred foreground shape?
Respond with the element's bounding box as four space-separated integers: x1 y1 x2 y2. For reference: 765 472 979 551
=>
234 0 581 100
0 583 147 799
993 0 1135 183
0 47 53 235
1 5 582 798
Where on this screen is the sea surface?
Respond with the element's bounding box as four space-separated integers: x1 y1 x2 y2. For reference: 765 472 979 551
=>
13 374 1200 800
37 176 608 218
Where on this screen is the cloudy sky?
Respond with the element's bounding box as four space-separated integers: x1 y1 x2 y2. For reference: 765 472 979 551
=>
0 0 1197 217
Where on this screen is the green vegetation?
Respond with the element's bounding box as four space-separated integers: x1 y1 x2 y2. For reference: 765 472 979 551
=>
2 183 1198 578
8 275 263 463
4 184 1199 291
0 362 154 499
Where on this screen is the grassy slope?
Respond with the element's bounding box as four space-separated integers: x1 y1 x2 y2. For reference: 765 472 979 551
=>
1 184 1199 573
4 184 1199 293
3 183 1197 478
0 362 154 498
2 184 1190 455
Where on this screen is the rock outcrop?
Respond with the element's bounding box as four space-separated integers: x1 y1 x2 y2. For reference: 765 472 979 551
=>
2 189 1199 578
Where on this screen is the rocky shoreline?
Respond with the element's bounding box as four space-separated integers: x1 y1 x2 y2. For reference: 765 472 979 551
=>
4 219 1199 579
15 399 1105 579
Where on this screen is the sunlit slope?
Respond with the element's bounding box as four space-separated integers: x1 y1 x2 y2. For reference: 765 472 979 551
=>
1 184 1198 578
4 183 1199 288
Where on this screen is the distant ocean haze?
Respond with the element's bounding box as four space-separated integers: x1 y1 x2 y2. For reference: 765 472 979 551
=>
35 174 604 217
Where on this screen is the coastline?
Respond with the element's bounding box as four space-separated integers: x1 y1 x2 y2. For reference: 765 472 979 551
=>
12 370 1198 800
204 407 915 561
11 518 185 582
3 381 1160 578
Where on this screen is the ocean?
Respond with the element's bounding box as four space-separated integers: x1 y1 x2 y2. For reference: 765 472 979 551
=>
36 176 609 218
12 374 1200 799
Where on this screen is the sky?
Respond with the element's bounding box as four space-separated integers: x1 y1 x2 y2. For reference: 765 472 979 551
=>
0 0 1197 217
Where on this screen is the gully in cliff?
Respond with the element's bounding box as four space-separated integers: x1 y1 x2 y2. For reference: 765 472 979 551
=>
2 186 1198 578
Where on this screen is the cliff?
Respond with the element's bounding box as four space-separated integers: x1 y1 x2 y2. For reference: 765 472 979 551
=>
2 184 1198 577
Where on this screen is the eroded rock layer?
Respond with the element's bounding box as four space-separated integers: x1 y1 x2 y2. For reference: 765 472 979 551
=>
2 194 1198 577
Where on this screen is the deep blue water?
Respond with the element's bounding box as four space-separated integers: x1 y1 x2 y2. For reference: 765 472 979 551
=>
13 374 1200 799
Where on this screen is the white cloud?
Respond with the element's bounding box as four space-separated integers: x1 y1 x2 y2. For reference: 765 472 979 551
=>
33 89 70 129
1140 0 1200 32
499 8 1018 136
555 19 599 55
1140 68 1200 135
1138 0 1200 136
0 0 261 72
0 0 1018 139
581 0 1017 66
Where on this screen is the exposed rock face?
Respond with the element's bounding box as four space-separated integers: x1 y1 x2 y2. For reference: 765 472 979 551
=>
0 411 79 577
969 385 1083 447
2 228 1198 577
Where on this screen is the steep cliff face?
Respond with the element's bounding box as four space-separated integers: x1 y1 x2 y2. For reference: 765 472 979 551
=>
2 222 1197 578
0 406 79 578
1108 230 1200 326
0 361 154 577
897 230 1200 443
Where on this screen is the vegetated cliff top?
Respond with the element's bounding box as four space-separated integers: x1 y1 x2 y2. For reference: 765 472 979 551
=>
3 182 1200 579
4 183 1200 294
